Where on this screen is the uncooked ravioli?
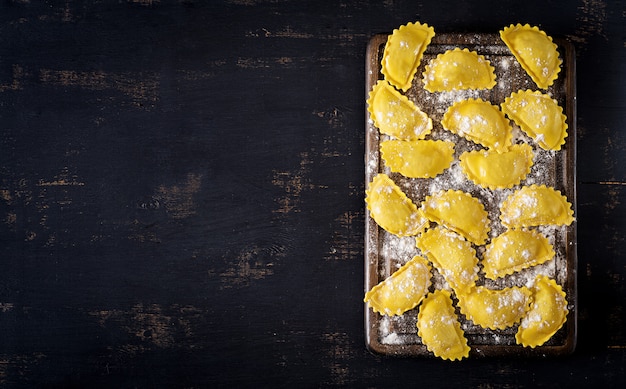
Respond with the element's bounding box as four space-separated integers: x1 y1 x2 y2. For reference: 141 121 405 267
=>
417 290 470 361
441 98 512 153
364 255 431 316
483 229 555 280
367 80 433 140
422 48 496 92
365 173 428 237
420 190 490 245
459 143 534 189
381 139 454 178
500 24 562 89
516 275 568 348
500 184 574 228
381 21 435 91
457 286 532 330
415 226 478 293
501 89 568 151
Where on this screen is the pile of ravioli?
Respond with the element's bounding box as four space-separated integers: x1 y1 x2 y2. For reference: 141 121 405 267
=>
364 23 574 360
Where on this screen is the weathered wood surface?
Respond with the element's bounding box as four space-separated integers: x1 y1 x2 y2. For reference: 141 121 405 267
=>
0 0 624 386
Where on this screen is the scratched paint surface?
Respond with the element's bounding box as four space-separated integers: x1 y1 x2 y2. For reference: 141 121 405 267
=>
0 0 625 386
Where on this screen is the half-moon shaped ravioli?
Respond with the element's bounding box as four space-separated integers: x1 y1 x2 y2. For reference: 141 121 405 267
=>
501 90 568 150
483 229 555 280
381 139 455 178
460 143 534 189
421 190 490 245
417 290 470 361
500 184 574 228
422 48 496 92
441 98 512 152
516 275 568 348
367 80 433 140
415 226 478 293
364 255 432 316
381 21 435 92
365 173 428 237
500 24 562 89
457 286 532 330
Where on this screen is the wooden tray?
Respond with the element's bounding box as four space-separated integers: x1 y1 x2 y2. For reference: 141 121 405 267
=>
364 32 577 357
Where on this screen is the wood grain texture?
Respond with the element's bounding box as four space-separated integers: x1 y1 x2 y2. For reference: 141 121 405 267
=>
0 0 625 386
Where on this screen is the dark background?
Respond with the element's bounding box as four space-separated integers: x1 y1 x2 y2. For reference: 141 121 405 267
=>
0 0 624 387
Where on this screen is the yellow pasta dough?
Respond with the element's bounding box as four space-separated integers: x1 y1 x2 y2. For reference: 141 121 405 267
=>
381 139 455 178
415 226 478 293
500 184 574 228
421 190 490 245
500 24 562 89
459 143 534 189
516 275 568 348
457 286 532 330
364 255 432 316
441 98 512 152
422 48 496 92
365 173 428 237
367 80 433 140
483 229 555 280
364 21 575 358
501 89 568 151
417 290 470 361
382 21 436 92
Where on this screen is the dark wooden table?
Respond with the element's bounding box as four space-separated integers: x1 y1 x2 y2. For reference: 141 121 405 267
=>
1 1 624 387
